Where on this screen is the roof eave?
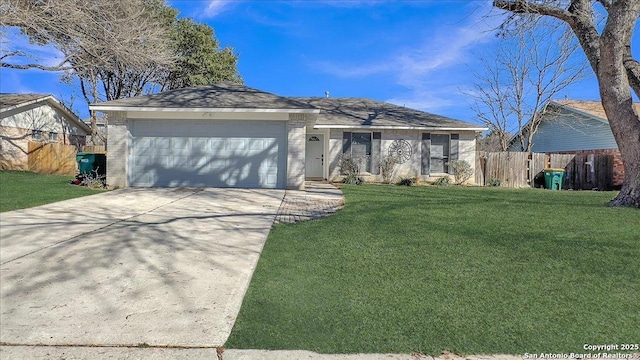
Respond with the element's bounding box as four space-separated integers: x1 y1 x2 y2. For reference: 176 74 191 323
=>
89 105 320 114
549 100 609 125
313 124 488 131
0 95 52 114
48 99 92 133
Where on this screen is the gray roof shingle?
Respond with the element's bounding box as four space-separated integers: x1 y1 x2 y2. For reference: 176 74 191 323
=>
92 83 316 110
293 97 483 129
0 93 49 109
91 84 484 130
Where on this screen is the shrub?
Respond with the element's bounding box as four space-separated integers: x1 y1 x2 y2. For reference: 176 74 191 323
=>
339 154 360 177
433 176 450 186
488 178 502 187
397 177 418 186
77 169 107 190
339 154 365 185
450 160 473 184
379 155 399 184
342 174 365 185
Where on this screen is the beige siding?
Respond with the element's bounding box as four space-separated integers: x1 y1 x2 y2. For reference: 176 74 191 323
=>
458 131 477 183
286 116 307 190
1 103 86 135
106 112 129 188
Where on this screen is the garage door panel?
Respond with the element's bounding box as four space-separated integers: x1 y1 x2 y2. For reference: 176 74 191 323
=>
129 120 286 188
228 139 246 152
209 139 227 151
172 138 190 150
191 138 208 150
154 138 171 149
171 156 190 169
263 173 277 186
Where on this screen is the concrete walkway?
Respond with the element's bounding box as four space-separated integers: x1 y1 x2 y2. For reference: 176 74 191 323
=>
275 181 345 224
0 347 527 359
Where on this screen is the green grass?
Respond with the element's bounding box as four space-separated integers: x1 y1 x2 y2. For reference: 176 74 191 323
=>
226 185 640 355
0 171 99 212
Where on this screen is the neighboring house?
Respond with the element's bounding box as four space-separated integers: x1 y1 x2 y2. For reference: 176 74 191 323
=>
509 100 636 186
90 83 486 189
0 94 91 170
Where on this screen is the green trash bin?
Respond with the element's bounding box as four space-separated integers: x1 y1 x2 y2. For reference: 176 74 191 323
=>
76 152 107 176
544 168 566 190
76 152 95 175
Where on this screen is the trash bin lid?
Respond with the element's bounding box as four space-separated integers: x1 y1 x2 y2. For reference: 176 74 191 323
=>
545 168 566 172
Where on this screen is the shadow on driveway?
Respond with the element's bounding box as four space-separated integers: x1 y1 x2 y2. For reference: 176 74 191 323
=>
0 187 284 347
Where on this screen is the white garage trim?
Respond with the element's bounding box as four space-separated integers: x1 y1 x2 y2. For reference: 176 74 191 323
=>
128 119 287 189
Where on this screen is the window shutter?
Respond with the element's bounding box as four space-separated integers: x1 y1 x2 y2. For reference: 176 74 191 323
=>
421 133 431 175
449 134 459 174
342 132 352 154
371 132 381 175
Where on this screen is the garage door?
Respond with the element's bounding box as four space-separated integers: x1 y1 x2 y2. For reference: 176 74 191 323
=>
129 119 287 188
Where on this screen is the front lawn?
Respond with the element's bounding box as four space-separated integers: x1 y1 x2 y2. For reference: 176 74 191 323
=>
226 185 640 355
0 171 99 212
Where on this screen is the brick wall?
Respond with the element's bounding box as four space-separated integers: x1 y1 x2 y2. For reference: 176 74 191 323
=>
0 126 29 170
557 149 624 186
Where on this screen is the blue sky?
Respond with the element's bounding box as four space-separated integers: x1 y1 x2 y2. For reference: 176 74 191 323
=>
1 0 635 124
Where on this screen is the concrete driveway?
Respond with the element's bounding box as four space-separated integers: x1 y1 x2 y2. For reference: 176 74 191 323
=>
0 187 284 348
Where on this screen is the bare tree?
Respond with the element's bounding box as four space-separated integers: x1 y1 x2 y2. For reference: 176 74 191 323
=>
1 0 175 144
1 0 174 72
493 0 640 208
469 23 588 152
477 131 507 152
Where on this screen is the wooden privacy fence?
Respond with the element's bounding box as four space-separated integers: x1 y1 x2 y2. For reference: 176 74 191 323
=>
82 145 106 153
28 142 78 176
476 151 614 190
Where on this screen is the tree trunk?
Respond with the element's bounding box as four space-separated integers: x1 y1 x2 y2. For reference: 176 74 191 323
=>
598 1 640 208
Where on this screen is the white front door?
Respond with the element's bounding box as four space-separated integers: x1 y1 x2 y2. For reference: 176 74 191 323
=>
305 134 324 179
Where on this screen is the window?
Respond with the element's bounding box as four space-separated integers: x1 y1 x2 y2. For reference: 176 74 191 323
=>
32 130 43 140
342 132 381 174
49 132 58 141
421 133 459 175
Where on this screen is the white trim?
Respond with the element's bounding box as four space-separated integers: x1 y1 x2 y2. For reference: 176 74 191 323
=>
90 105 320 114
313 124 487 131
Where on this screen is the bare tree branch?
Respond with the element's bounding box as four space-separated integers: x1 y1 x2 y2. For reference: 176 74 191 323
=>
493 0 575 24
1 0 175 76
624 47 640 99
469 22 588 152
